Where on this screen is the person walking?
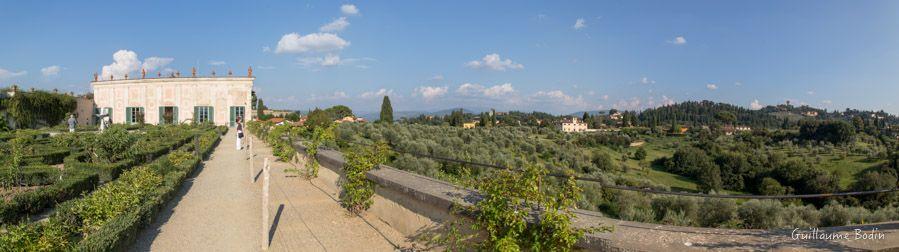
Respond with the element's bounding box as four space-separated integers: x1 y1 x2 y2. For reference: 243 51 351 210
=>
67 114 76 132
236 117 244 150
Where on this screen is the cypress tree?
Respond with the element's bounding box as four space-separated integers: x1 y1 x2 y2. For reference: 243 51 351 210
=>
379 96 393 124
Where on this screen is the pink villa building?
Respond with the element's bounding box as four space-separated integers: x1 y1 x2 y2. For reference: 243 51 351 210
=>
91 68 255 127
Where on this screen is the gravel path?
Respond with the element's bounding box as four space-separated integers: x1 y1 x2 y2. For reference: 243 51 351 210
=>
132 130 407 251
133 130 260 251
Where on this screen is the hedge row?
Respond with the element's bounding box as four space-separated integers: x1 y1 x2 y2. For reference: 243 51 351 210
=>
76 130 221 250
0 127 224 250
23 147 72 165
63 132 196 183
0 126 207 225
0 167 99 224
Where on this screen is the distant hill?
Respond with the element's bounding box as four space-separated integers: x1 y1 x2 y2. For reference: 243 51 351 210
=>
568 110 609 117
357 107 490 121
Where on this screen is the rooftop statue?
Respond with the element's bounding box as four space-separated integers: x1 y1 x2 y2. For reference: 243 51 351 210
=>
192 67 197 77
93 73 98 82
248 66 253 77
141 69 147 79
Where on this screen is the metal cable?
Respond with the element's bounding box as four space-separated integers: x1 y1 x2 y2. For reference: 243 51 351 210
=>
338 139 899 199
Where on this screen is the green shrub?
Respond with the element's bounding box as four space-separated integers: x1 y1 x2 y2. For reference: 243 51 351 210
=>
651 196 698 226
819 202 851 227
613 191 655 223
74 166 162 235
339 143 389 214
781 204 820 228
698 198 738 227
90 125 136 163
737 200 784 229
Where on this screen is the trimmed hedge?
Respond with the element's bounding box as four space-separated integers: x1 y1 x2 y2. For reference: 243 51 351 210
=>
0 167 99 224
74 129 220 250
0 126 204 225
23 147 71 165
0 126 223 250
62 132 195 183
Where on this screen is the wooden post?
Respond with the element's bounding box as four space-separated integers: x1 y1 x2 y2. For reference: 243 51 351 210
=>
250 134 254 183
262 158 270 249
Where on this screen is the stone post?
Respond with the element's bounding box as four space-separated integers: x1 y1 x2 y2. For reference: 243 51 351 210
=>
262 158 270 250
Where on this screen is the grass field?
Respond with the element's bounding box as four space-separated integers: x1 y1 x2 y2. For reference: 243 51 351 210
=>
587 134 885 193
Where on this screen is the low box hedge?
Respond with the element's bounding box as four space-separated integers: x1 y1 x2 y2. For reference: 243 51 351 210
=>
74 131 218 250
0 167 99 224
0 127 222 250
24 147 72 165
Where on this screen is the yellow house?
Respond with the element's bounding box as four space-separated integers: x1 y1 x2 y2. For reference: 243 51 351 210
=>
463 122 478 129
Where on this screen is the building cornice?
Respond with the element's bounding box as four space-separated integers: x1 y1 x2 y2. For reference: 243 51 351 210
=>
91 77 255 86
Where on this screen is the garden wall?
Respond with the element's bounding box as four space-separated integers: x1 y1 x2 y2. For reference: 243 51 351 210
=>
291 141 899 251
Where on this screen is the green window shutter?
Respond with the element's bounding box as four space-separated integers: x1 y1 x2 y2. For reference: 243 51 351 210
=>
209 106 214 124
193 106 199 122
107 108 112 124
159 107 164 124
173 107 179 124
230 106 236 127
125 108 132 124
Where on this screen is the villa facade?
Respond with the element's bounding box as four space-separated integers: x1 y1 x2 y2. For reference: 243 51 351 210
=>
91 72 254 127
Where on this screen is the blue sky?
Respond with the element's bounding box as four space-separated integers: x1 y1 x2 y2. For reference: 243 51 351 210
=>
1 0 898 114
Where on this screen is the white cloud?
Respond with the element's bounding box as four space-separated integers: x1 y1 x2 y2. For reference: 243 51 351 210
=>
341 4 359 15
661 95 675 106
734 81 743 86
573 18 587 30
0 68 27 79
821 100 833 105
668 36 687 45
208 60 226 66
602 95 609 101
456 83 483 95
330 91 348 99
307 91 349 102
41 65 61 76
141 57 174 72
806 90 815 95
750 99 764 110
99 50 174 79
456 83 515 98
320 17 350 32
360 88 394 98
414 86 448 100
640 76 656 84
483 83 515 97
262 46 272 53
532 90 587 107
101 50 141 79
275 32 350 54
706 83 718 90
466 53 523 71
429 74 444 81
298 54 342 67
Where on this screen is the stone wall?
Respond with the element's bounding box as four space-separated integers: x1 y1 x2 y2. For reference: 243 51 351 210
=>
292 141 899 251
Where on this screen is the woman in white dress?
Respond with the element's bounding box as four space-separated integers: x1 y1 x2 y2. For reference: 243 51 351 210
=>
236 117 244 150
